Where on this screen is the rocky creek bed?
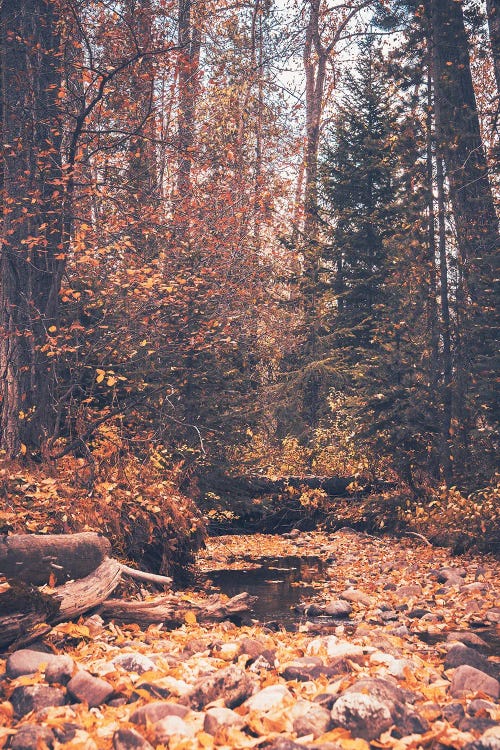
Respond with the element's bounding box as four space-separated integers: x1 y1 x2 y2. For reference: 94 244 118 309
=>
0 529 499 750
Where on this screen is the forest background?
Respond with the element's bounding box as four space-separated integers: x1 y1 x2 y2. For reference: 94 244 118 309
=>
0 0 499 577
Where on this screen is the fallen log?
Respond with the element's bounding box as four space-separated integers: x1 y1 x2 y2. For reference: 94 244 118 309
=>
0 532 111 585
100 591 257 627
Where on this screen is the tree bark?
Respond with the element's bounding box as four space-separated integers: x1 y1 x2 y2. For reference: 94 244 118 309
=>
0 0 66 456
486 0 500 97
0 532 111 586
429 0 500 422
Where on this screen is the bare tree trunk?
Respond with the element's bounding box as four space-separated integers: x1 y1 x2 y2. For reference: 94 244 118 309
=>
0 0 65 456
486 0 500 97
429 0 500 426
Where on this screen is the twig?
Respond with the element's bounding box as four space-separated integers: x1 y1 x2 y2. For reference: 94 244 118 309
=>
119 564 172 587
405 531 432 546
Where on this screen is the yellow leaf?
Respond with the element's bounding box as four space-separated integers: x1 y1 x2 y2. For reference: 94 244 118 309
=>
19 443 27 456
184 611 197 624
96 369 105 383
106 376 117 387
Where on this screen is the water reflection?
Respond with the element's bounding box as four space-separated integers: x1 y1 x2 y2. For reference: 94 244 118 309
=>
205 555 325 629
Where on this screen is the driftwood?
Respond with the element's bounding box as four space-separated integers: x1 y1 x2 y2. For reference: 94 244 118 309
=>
0 533 254 649
0 532 111 585
100 591 257 627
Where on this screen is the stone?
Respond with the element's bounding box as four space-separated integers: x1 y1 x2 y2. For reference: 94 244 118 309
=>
44 655 74 685
467 699 497 716
442 703 465 725
244 684 293 712
203 707 246 734
154 716 195 743
486 608 500 624
330 692 393 741
460 717 499 734
445 643 497 677
187 665 254 709
344 677 411 705
447 632 489 651
407 608 431 619
293 704 332 739
437 566 467 584
248 654 274 672
130 701 189 725
113 728 154 750
265 740 308 750
52 723 82 743
67 670 114 707
340 589 372 606
112 653 157 675
6 650 73 680
464 728 500 750
324 601 352 618
395 584 422 598
307 637 364 664
314 693 338 711
304 603 326 616
10 724 55 750
449 665 500 699
10 685 65 717
238 637 270 661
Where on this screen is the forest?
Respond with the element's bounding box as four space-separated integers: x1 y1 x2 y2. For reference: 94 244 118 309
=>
0 0 500 747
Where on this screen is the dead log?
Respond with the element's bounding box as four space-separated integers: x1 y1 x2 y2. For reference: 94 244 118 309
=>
99 591 257 627
0 532 111 585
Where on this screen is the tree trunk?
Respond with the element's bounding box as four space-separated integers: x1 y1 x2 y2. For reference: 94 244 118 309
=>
0 0 65 456
429 0 500 423
486 0 500 97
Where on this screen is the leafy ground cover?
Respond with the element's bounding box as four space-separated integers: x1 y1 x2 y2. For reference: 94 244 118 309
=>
1 531 498 750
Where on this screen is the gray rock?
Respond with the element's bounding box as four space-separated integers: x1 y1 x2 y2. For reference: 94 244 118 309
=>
437 566 467 584
293 704 332 739
154 716 195 743
449 665 500 699
238 637 272 661
45 655 74 685
67 670 114 707
467 699 497 716
10 685 65 717
330 692 393 741
344 677 412 705
395 584 422 598
442 702 465 725
113 728 154 750
324 601 352 618
486 608 500 624
407 608 431 619
464 728 500 750
447 632 489 651
265 740 308 750
203 707 245 734
340 589 371 606
130 701 189 725
6 650 72 680
187 665 254 710
460 717 499 734
248 654 274 672
10 724 55 750
112 653 157 675
52 723 82 743
445 643 497 677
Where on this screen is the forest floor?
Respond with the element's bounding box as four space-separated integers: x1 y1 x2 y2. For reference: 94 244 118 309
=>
1 530 499 750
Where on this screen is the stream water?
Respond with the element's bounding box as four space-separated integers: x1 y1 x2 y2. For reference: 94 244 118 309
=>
203 555 500 654
204 555 325 629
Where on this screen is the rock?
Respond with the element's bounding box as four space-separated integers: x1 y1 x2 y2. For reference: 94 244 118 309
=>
407 608 431 619
449 665 500 699
324 600 352 618
130 702 189 725
287 528 301 539
248 654 274 672
486 608 500 624
283 661 349 682
187 665 254 709
293 704 332 738
112 653 157 675
10 685 65 717
445 643 497 677
395 584 422 598
244 684 293 712
314 693 338 710
304 603 326 616
238 637 273 662
10 724 55 750
67 670 114 707
340 589 372 606
6 650 73 680
447 632 489 651
203 707 245 734
442 702 465 725
113 728 154 750
437 566 467 584
44 655 74 685
344 677 411 705
467 699 497 716
52 723 82 743
460 717 499 733
306 637 364 664
464 728 500 750
265 740 308 750
154 715 195 743
330 692 393 741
